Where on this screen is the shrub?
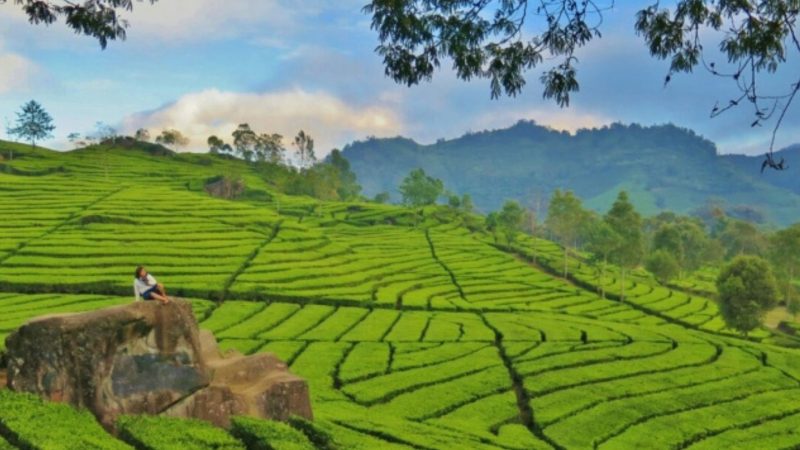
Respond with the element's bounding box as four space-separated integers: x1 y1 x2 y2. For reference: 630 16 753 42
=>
117 415 244 450
229 416 315 450
288 416 337 450
0 390 129 450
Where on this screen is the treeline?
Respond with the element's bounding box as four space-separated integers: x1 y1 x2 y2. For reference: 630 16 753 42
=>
483 188 799 336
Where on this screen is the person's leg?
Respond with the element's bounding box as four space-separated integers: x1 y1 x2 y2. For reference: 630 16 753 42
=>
148 291 170 304
156 282 168 297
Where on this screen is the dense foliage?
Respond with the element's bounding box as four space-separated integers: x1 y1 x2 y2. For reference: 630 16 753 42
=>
229 416 315 450
117 415 245 450
717 256 779 335
0 390 129 449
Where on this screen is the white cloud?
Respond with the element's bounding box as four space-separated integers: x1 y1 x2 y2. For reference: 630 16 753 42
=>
120 88 405 155
0 48 38 94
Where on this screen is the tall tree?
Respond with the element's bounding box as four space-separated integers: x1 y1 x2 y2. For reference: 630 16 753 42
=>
207 135 231 154
769 224 800 306
545 189 586 277
497 200 526 245
155 129 189 150
584 217 621 299
651 219 710 279
716 255 778 336
399 168 444 207
605 191 644 301
293 130 316 168
328 149 361 200
718 219 767 258
8 100 55 149
134 128 150 142
256 133 285 164
232 123 258 161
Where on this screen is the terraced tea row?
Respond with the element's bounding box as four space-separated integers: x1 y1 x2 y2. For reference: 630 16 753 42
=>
507 235 774 340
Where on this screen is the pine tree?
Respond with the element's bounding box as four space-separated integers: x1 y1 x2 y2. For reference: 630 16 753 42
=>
9 100 55 149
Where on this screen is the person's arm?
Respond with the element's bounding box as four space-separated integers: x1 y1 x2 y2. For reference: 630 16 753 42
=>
133 280 141 301
147 274 157 286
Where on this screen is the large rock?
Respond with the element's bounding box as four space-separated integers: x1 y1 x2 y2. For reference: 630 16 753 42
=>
4 300 312 428
163 331 313 427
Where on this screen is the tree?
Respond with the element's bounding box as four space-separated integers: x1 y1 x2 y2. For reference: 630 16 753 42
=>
373 192 390 204
605 191 644 301
545 189 586 277
4 0 158 49
8 100 55 149
232 123 258 161
207 135 231 154
399 168 443 207
485 211 499 241
461 194 474 214
789 295 800 319
293 130 316 168
155 129 189 149
134 128 150 142
92 121 117 143
716 255 778 336
256 133 285 164
328 149 361 200
497 200 526 244
584 217 621 299
447 193 461 209
651 219 710 279
67 132 83 149
769 224 800 306
364 1 800 157
646 250 680 284
718 219 767 258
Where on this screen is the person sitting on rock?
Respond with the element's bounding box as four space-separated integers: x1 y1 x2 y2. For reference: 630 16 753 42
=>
134 266 171 304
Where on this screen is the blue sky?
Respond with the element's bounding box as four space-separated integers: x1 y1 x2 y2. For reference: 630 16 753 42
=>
0 1 798 156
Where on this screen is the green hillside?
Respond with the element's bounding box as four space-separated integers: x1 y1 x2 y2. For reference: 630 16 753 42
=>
2 140 800 449
341 121 800 225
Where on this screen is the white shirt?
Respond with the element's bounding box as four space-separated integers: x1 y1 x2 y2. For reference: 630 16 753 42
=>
133 274 157 301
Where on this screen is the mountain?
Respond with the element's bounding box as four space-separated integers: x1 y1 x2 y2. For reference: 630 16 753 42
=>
342 121 800 225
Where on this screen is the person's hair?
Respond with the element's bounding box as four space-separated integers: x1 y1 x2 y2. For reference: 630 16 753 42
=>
134 266 145 279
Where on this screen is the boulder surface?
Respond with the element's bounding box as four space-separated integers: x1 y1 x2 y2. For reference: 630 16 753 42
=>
4 300 312 428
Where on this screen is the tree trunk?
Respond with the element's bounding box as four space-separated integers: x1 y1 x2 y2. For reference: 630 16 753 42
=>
601 256 607 299
563 246 568 278
620 268 626 302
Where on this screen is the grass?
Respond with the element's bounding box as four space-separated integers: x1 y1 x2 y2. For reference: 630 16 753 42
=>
2 141 800 449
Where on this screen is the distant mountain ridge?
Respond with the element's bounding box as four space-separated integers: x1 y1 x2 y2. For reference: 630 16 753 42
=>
342 121 800 226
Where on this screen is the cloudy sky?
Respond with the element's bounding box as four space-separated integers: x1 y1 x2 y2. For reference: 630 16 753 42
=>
1 1 798 157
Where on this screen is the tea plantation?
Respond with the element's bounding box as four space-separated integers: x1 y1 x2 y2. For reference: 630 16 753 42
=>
1 141 800 449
